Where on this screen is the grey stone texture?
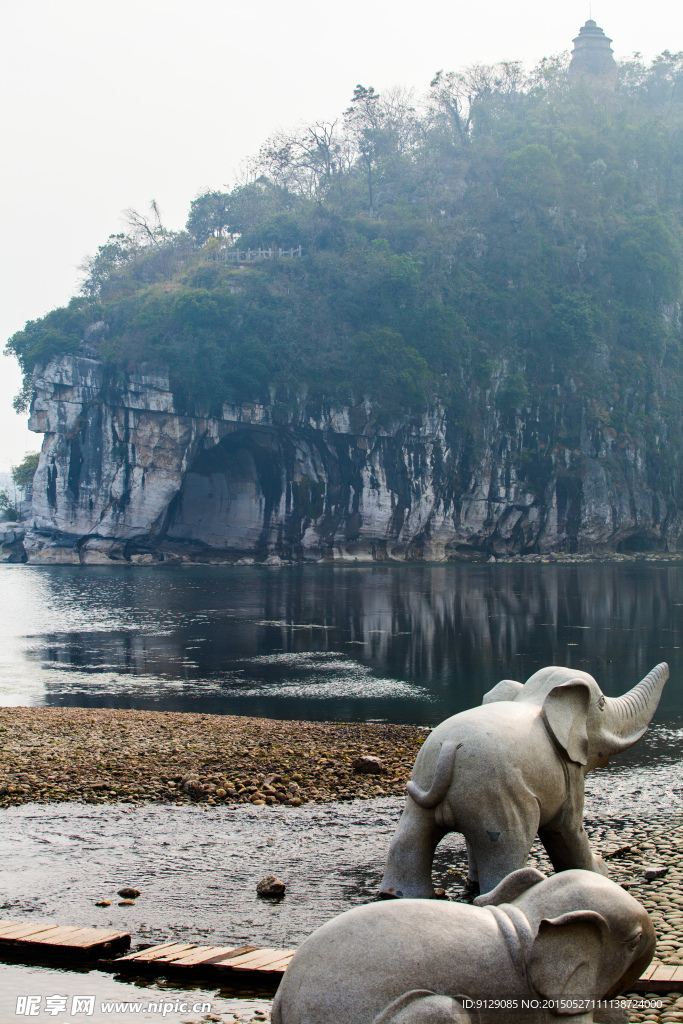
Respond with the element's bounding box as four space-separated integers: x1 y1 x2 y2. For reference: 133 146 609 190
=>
271 867 655 1024
380 664 668 899
22 354 683 563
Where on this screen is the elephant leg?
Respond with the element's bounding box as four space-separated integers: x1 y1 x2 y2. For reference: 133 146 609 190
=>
464 808 540 897
466 842 479 888
379 796 448 899
539 766 607 877
538 819 608 877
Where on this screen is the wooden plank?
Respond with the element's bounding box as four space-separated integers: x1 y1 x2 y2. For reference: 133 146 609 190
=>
631 964 683 992
234 953 295 972
117 940 194 962
117 942 197 963
229 949 287 970
41 928 115 948
5 926 88 945
48 928 130 949
0 921 128 949
0 918 130 961
124 943 198 963
0 922 60 940
632 981 683 992
255 953 296 973
205 945 258 965
234 949 296 971
113 943 259 970
153 947 210 964
0 922 57 938
250 950 294 966
171 946 245 967
218 947 282 968
651 965 679 981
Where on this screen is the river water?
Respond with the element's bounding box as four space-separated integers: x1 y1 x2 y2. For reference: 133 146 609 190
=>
1 561 683 723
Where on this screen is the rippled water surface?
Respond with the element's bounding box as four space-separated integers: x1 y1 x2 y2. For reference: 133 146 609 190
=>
1 562 683 722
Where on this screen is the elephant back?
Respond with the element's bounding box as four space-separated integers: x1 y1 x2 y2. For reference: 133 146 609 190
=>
514 666 599 705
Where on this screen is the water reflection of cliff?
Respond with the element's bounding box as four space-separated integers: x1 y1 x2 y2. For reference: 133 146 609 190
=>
30 563 683 721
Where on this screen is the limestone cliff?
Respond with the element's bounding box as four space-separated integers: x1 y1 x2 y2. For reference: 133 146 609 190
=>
20 353 683 564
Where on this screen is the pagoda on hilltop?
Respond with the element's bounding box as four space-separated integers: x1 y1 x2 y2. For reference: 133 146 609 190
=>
568 19 618 91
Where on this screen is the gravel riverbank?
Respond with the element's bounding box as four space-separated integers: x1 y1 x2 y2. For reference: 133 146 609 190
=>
0 707 424 809
585 818 683 1024
1 707 682 1024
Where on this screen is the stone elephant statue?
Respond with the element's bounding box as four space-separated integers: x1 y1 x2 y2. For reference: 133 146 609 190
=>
380 663 668 899
271 867 655 1024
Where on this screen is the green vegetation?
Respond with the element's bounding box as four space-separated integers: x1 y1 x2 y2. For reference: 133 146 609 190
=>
0 492 18 522
0 454 39 522
12 452 40 492
6 53 683 425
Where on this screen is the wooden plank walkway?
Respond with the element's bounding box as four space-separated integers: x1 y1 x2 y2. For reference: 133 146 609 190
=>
110 941 683 989
111 940 297 978
0 917 681 990
632 963 683 992
0 918 130 956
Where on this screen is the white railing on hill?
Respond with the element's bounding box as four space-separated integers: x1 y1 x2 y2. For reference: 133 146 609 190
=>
219 245 303 263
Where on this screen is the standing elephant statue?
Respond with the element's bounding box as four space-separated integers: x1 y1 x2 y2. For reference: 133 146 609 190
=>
380 663 668 899
271 867 655 1024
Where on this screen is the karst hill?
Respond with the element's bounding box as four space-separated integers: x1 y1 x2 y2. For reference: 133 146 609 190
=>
6 39 683 562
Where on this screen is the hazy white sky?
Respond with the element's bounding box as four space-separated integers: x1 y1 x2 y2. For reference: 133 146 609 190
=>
1 0 679 471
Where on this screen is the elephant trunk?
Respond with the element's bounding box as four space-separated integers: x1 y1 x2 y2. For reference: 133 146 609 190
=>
603 662 669 753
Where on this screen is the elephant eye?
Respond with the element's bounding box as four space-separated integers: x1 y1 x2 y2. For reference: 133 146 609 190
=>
625 930 642 950
597 696 606 711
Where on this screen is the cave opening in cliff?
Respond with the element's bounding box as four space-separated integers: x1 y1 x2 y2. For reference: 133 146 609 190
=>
164 429 283 556
616 533 665 553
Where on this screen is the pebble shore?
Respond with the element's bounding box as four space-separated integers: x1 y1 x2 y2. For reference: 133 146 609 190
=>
1 707 681 1024
0 707 424 809
596 819 683 1024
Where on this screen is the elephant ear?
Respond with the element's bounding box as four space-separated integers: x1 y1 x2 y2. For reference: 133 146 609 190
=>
528 911 608 1001
483 680 524 704
542 681 591 765
474 867 546 906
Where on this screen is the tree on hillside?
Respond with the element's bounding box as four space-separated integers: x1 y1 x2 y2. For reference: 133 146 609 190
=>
344 85 383 214
258 121 345 197
123 200 168 247
12 452 40 494
0 492 18 522
186 190 233 245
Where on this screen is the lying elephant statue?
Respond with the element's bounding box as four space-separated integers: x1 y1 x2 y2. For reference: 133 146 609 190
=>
271 867 655 1024
380 663 668 899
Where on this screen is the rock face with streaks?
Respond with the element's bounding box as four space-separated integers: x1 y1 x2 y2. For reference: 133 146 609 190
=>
21 353 683 563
